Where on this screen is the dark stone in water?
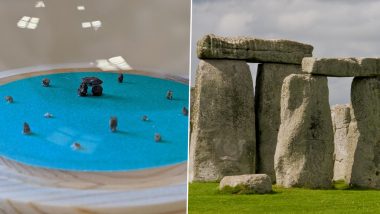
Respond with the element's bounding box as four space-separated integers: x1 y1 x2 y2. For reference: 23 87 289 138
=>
92 85 103 96
110 117 118 132
82 77 103 86
5 96 13 103
182 107 188 116
155 133 162 142
42 78 50 87
23 122 31 135
77 82 88 96
118 73 124 83
166 90 173 100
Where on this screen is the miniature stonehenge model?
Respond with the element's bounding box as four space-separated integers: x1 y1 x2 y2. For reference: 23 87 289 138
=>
190 34 380 189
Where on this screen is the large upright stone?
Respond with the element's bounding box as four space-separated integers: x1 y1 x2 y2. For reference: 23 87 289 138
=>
255 63 301 182
348 77 380 189
197 34 313 64
275 74 334 189
189 59 256 182
331 104 352 181
302 57 380 77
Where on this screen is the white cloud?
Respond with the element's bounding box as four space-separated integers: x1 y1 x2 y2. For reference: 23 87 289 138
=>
217 13 254 34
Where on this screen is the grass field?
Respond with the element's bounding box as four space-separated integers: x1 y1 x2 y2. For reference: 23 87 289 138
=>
188 182 380 214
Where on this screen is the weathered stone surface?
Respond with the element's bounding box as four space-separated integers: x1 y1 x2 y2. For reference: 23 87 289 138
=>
189 59 256 182
331 104 352 181
197 34 313 64
219 174 272 194
275 74 334 189
255 63 301 182
348 77 380 189
302 57 380 77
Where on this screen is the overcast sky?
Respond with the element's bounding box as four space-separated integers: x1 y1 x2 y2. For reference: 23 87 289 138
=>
191 0 380 105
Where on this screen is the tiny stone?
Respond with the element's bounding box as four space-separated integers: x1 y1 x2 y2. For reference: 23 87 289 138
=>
23 122 31 135
42 78 50 87
110 116 118 132
44 112 53 118
5 96 13 103
118 73 124 83
182 107 188 116
142 115 149 121
154 133 161 142
71 142 81 150
166 90 173 100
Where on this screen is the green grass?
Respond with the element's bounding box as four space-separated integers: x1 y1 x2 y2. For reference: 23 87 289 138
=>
188 182 380 214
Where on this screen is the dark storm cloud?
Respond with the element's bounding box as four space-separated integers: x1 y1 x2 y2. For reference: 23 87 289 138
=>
191 0 380 105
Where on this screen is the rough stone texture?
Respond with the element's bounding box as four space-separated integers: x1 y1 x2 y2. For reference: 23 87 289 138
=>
255 63 301 182
197 34 313 64
219 174 272 194
302 57 380 77
331 104 352 181
189 59 256 182
347 77 380 189
275 74 334 189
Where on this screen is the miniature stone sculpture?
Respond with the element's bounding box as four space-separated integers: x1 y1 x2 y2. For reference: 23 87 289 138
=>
142 115 149 121
23 122 31 135
182 107 188 116
79 77 103 96
5 96 13 103
44 112 53 118
42 78 50 87
118 73 124 83
110 117 118 132
166 90 173 100
154 133 161 142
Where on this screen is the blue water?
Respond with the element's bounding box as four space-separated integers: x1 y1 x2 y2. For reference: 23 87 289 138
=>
0 72 189 171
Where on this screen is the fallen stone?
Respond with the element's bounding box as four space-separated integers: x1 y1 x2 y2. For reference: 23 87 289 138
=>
275 74 334 189
197 34 313 64
189 59 256 182
255 63 301 182
331 104 352 182
302 57 380 77
219 174 272 194
348 77 380 189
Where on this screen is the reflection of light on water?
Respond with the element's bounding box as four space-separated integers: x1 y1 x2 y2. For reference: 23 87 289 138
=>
17 16 40 29
81 20 102 30
35 1 45 8
46 128 100 154
77 5 85 11
96 56 133 71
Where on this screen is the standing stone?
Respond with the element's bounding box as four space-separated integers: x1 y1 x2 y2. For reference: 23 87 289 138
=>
275 74 334 188
255 63 301 182
348 77 380 189
189 59 256 182
331 104 352 182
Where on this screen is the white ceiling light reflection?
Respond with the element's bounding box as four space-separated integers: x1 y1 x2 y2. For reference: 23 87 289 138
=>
17 16 40 29
81 20 102 31
77 5 85 11
35 1 45 8
96 56 133 71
